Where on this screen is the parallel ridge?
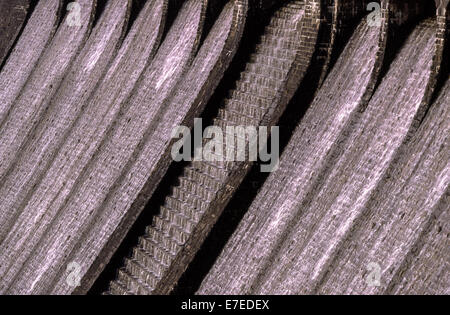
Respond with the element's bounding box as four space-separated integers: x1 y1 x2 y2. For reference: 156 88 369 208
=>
0 0 96 180
0 0 206 295
317 79 449 295
0 0 444 296
0 0 96 246
107 0 311 295
0 0 168 294
103 0 249 295
0 0 30 66
0 0 61 123
315 0 369 86
0 0 167 254
0 0 130 225
199 18 445 294
199 13 387 295
31 0 208 295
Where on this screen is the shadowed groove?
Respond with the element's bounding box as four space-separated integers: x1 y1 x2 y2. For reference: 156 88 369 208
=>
0 0 31 68
0 0 61 126
315 0 370 87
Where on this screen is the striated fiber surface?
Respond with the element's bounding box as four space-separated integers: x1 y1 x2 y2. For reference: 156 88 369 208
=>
199 14 386 295
317 78 449 295
0 0 96 178
0 0 446 295
199 17 445 295
106 0 321 295
0 0 205 295
0 0 61 124
0 1 168 262
0 0 130 218
106 0 248 295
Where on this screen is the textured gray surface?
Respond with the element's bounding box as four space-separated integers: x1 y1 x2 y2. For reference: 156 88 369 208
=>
0 0 61 125
0 0 98 294
106 0 248 295
318 78 449 295
0 0 447 295
107 0 310 295
0 0 130 230
198 18 448 295
105 0 383 295
0 1 167 277
0 0 204 295
0 0 30 66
